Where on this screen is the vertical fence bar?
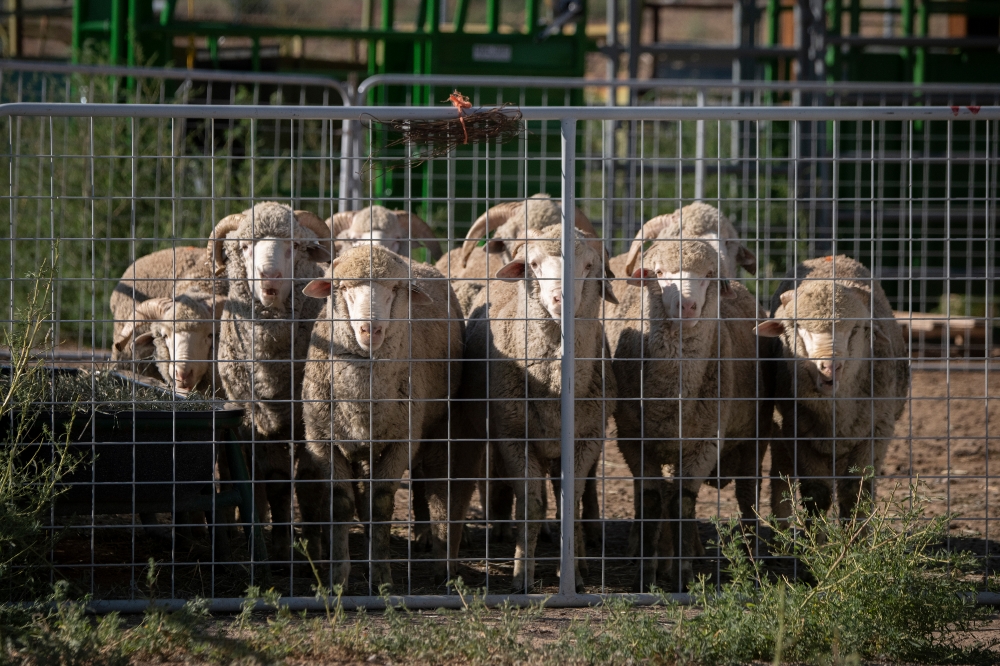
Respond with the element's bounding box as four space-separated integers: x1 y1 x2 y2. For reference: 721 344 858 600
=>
559 116 577 597
696 89 705 200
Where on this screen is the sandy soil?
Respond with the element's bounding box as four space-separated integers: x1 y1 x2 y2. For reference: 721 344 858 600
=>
47 367 1000 598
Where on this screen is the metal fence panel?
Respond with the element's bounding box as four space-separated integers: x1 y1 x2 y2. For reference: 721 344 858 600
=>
1 103 997 609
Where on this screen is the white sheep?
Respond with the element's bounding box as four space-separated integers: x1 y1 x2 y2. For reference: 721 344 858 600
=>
297 245 467 590
207 202 332 561
460 224 618 593
614 201 758 281
327 205 442 261
609 238 771 592
110 246 224 393
436 194 598 316
755 255 909 521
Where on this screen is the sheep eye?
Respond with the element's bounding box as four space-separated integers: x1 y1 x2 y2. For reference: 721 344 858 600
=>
530 261 538 270
655 270 663 277
585 263 593 272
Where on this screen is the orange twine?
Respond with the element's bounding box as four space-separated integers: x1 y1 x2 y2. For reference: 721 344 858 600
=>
448 90 472 144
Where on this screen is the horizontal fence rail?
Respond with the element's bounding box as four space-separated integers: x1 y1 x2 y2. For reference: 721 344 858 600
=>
2 102 997 609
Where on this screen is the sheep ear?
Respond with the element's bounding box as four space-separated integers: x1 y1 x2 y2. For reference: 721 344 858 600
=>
496 260 526 281
846 285 872 310
720 279 737 299
134 332 155 347
733 241 757 276
602 282 619 305
604 250 616 279
306 243 333 263
755 320 785 337
113 324 135 351
627 268 654 288
409 286 434 305
211 296 226 319
303 279 332 298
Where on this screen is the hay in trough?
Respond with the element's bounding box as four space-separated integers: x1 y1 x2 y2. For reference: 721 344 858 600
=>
363 90 523 177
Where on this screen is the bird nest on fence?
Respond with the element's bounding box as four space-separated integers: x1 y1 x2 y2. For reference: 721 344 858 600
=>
362 91 523 177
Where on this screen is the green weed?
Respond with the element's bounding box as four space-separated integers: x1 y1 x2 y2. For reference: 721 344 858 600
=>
3 477 997 665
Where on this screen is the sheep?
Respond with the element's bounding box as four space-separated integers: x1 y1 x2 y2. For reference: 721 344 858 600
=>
619 201 758 280
327 205 443 262
207 202 333 560
460 224 618 593
436 194 598 316
110 246 224 393
609 238 772 592
755 255 909 522
297 245 468 590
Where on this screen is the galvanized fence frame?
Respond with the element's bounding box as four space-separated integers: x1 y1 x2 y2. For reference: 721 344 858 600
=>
349 75 1000 247
2 102 998 612
0 60 357 217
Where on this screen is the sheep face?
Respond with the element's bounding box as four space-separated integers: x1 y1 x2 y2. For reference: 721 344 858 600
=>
217 202 331 310
757 281 871 396
627 240 732 329
303 245 432 355
496 232 604 319
130 297 219 392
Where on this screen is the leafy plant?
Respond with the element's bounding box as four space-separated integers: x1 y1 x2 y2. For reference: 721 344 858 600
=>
0 257 82 602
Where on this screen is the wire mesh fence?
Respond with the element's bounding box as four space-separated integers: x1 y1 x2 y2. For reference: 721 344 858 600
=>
1 102 997 609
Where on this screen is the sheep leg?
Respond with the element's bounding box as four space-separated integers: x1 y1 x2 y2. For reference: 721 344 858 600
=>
293 452 329 566
668 440 722 591
482 447 514 543
786 440 832 520
769 440 796 521
366 443 410 593
488 481 515 543
325 449 356 589
417 438 484 585
264 473 294 565
502 446 544 594
410 456 432 552
565 442 601 591
617 439 667 592
581 461 602 548
836 440 886 521
547 458 600 546
733 440 766 531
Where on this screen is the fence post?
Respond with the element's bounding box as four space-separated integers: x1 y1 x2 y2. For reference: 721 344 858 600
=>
560 116 577 597
696 89 705 200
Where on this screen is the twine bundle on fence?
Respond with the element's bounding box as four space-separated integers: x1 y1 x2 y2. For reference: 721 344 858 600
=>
363 90 523 176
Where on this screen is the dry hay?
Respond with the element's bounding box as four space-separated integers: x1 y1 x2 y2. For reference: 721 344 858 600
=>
362 90 523 177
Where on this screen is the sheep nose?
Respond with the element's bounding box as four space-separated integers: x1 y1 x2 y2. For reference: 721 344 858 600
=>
175 369 193 386
680 297 698 318
818 359 843 377
552 292 562 305
359 322 383 337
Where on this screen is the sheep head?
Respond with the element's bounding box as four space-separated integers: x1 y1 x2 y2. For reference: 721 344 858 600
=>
114 294 223 392
328 206 442 261
495 226 616 320
627 239 734 328
756 280 873 396
208 203 332 310
459 194 597 268
303 245 432 355
624 203 757 279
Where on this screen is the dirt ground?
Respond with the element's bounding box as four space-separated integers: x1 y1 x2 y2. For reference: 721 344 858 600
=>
46 366 1000 599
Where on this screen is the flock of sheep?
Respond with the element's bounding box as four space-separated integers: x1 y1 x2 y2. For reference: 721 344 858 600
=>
110 194 910 594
